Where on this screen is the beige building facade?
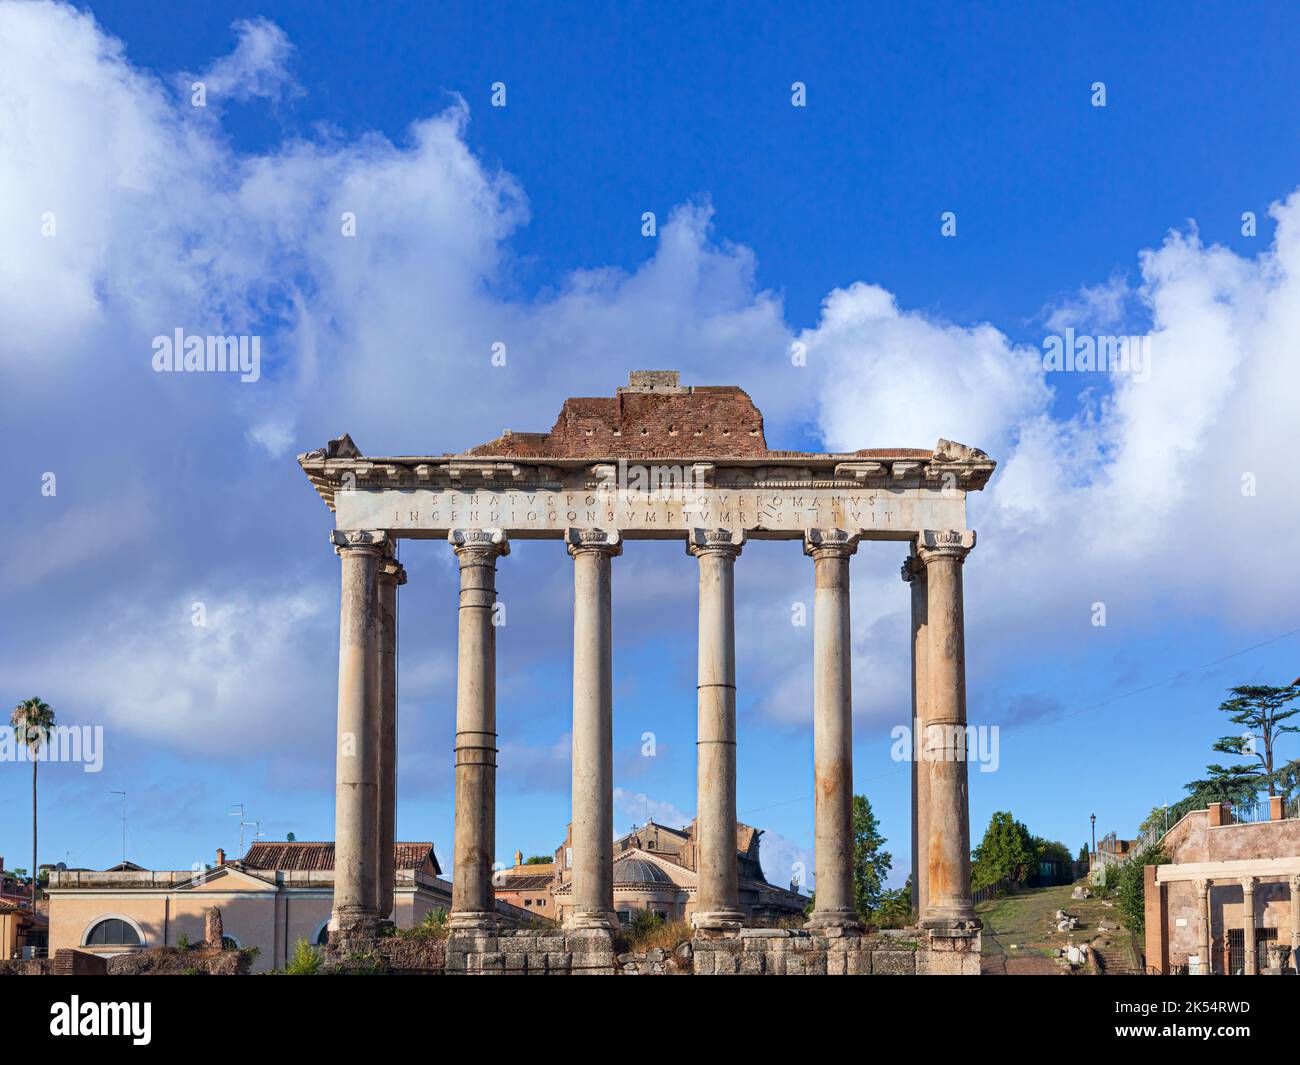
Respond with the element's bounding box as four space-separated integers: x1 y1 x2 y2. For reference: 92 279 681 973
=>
45 842 450 973
1145 798 1300 975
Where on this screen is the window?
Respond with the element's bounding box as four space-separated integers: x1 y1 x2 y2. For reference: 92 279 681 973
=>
85 918 141 946
617 910 631 927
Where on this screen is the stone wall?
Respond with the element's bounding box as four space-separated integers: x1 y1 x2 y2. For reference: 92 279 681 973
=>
106 946 252 975
427 927 980 976
444 928 618 975
51 949 108 975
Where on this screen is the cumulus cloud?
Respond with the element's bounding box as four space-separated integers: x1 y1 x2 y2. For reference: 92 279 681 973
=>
191 17 300 105
3 0 1298 811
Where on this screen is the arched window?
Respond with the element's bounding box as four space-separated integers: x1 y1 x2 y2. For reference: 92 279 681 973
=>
85 918 142 946
316 923 330 946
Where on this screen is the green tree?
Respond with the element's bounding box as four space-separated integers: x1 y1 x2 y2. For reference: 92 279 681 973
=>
10 698 55 912
850 793 891 915
970 811 1038 890
1114 843 1168 937
283 937 323 975
1078 843 1090 863
1209 683 1300 798
524 855 552 865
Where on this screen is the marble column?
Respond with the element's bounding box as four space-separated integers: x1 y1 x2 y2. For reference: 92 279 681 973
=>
917 529 979 929
902 553 930 922
1237 873 1258 972
1241 876 1257 975
448 529 509 931
566 528 621 930
1196 878 1210 975
689 528 745 932
329 529 386 938
805 529 861 932
1290 875 1300 975
375 555 405 922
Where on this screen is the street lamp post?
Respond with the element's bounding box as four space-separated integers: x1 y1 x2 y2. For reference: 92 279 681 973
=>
1090 813 1097 866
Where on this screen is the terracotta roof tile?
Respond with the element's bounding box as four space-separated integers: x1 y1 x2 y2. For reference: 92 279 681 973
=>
240 841 437 873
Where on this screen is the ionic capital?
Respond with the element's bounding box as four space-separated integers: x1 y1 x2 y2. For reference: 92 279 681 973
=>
565 527 623 559
916 529 976 566
449 528 509 562
900 554 926 583
803 528 860 560
379 557 408 586
687 527 745 559
331 529 389 556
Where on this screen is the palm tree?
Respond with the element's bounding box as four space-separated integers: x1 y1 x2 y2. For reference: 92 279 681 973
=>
10 698 55 912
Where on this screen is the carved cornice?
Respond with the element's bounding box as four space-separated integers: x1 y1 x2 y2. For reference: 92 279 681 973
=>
298 435 997 513
448 528 510 561
565 527 623 558
916 529 977 565
803 528 860 559
687 527 745 559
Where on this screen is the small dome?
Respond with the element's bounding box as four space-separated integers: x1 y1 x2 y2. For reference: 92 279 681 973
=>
613 858 673 885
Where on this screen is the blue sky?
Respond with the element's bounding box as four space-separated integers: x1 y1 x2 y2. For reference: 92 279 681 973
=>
3 1 1299 889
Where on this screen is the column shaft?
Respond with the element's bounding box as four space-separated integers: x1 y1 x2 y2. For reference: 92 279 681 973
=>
918 530 978 928
690 529 745 931
1291 876 1300 975
1197 879 1211 975
375 557 404 922
449 529 508 930
903 556 931 922
329 530 385 939
566 529 620 930
806 529 860 931
1242 877 1257 975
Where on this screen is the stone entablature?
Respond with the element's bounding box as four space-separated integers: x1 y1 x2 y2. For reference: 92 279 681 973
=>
300 439 994 540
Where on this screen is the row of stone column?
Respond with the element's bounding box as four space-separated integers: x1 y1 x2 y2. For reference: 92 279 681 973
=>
1194 874 1300 975
329 530 403 937
329 524 978 937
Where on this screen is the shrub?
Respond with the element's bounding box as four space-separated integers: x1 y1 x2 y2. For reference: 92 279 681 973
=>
282 937 323 975
397 908 450 941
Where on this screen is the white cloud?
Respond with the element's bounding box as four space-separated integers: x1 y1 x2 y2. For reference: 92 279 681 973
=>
3 0 1299 781
192 17 299 105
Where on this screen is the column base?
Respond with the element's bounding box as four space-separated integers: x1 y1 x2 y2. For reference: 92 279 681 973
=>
329 908 380 937
448 910 500 932
805 909 862 933
692 909 745 933
920 910 982 933
566 910 619 931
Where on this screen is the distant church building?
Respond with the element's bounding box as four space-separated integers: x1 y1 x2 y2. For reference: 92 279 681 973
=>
495 820 806 926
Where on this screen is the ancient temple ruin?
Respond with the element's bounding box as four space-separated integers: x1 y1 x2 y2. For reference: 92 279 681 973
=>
298 370 996 974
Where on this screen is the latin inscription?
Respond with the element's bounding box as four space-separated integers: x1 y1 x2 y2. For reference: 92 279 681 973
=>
335 487 967 538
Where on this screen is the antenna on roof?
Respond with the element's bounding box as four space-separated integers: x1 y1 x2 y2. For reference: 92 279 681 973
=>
230 803 258 857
